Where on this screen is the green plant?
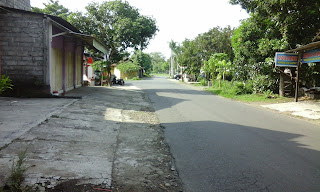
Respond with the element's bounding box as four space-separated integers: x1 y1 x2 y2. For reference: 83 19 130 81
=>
252 75 273 94
198 77 207 86
143 73 151 78
0 148 39 192
131 77 141 80
116 62 140 73
0 75 13 95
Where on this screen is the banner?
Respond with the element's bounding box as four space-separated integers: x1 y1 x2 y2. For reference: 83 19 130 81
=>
302 48 320 63
275 52 298 67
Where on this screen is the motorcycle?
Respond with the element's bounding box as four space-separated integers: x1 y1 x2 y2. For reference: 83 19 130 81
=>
112 76 125 85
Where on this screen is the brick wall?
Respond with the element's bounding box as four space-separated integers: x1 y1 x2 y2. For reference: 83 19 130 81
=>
0 0 31 11
0 10 48 95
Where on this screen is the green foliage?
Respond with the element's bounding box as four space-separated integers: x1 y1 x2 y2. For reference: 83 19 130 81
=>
206 80 281 102
116 62 140 73
150 52 168 74
131 77 141 80
251 75 273 94
0 75 13 95
233 81 253 95
0 149 39 192
203 53 233 81
197 77 208 86
230 0 320 47
92 60 108 72
131 50 152 73
194 26 234 62
31 0 70 20
71 0 158 63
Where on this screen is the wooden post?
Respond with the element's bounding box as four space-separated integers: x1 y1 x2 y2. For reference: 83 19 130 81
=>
279 71 284 97
295 52 302 102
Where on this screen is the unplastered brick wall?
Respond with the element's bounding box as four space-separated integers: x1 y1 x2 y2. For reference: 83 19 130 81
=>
0 11 46 84
0 0 31 11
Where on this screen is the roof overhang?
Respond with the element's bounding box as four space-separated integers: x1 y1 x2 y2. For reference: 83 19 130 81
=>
285 41 320 53
48 16 108 55
68 32 108 54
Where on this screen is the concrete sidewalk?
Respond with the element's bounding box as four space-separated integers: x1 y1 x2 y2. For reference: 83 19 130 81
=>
0 97 78 149
262 101 320 120
0 86 182 191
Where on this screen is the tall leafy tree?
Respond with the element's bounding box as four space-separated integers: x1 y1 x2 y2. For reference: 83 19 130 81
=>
230 0 320 47
72 0 158 64
131 50 152 73
194 26 234 62
149 52 168 73
31 0 70 20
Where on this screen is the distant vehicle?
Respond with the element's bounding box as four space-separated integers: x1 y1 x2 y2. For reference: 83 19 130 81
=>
174 74 181 80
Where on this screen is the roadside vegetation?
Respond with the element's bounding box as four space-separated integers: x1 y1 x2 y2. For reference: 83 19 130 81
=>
0 75 13 95
30 0 320 100
0 149 39 192
167 0 320 100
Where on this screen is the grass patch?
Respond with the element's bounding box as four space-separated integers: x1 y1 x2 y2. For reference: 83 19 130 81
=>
206 87 293 103
199 79 294 103
126 77 141 81
0 148 39 192
151 73 169 76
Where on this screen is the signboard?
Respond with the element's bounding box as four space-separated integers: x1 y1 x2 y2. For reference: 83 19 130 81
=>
302 48 320 63
275 52 298 67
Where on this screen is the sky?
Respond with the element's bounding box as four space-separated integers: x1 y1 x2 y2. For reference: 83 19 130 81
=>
30 0 249 59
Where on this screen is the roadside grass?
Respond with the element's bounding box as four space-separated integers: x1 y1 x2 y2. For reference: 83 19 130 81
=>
206 87 293 103
0 148 39 192
127 77 141 81
151 73 169 77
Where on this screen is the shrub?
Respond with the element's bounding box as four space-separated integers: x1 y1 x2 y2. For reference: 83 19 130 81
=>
197 77 207 86
131 77 141 80
232 81 253 95
0 75 13 95
252 75 273 94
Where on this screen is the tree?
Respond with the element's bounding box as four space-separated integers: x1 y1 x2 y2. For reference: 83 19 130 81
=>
72 0 158 64
230 0 320 48
31 0 70 20
131 50 152 73
194 26 234 62
203 53 232 85
116 61 140 73
149 52 168 73
179 39 202 75
169 40 181 76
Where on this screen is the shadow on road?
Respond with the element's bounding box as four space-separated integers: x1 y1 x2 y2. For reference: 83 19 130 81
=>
162 120 320 192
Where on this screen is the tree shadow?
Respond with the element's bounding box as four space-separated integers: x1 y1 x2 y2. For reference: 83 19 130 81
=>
161 120 320 192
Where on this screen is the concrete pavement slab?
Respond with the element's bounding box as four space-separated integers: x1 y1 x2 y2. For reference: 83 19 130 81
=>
0 97 77 149
0 86 182 191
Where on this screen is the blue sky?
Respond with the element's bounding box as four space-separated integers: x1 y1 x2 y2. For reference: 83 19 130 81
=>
31 0 249 59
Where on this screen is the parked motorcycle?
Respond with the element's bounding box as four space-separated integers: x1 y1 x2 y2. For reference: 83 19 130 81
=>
112 76 125 85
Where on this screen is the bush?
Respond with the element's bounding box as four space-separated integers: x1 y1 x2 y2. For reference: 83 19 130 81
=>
131 77 141 80
252 75 273 94
232 81 253 95
0 75 13 95
197 77 207 86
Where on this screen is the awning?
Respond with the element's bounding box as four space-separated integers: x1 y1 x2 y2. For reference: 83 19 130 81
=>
49 18 108 55
286 41 320 53
68 32 108 54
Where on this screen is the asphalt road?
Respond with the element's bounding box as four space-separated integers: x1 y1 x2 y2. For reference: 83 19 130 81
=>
130 76 320 192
